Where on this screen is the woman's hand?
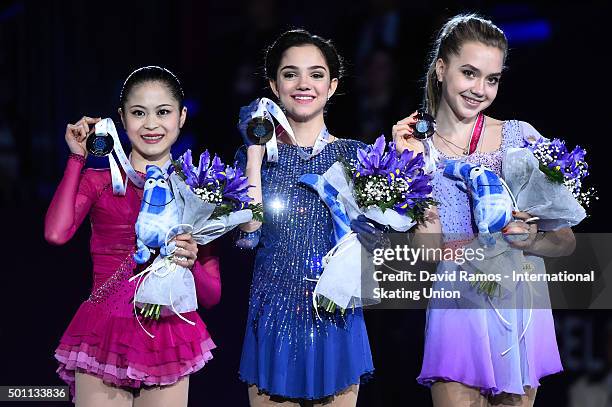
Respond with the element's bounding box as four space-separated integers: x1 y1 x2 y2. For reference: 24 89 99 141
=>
392 111 424 154
351 215 389 253
504 212 576 257
65 116 101 158
503 211 539 250
172 233 198 269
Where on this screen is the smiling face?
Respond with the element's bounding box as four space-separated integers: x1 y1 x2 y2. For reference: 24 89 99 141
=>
269 44 338 123
436 41 504 120
119 81 186 161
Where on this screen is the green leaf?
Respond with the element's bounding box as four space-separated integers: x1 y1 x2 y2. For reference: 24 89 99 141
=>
469 276 502 298
210 202 235 219
539 163 565 184
407 198 439 225
314 294 347 315
249 203 264 223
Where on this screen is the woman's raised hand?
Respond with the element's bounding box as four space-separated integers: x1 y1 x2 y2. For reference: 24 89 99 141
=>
64 116 101 158
392 111 423 154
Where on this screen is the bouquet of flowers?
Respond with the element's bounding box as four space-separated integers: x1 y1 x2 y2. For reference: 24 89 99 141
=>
349 136 437 226
130 149 260 337
300 136 436 314
522 136 597 208
461 134 596 298
170 149 263 223
501 135 594 231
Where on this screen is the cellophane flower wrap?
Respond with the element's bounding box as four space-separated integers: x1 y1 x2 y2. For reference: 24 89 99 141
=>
299 135 436 314
502 134 596 231
132 150 261 326
461 133 597 298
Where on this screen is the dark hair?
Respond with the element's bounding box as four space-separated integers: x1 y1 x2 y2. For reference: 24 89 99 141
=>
264 29 344 81
119 65 184 109
424 14 508 115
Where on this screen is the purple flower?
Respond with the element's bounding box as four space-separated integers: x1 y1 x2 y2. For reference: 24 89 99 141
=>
176 149 254 210
523 136 594 204
352 135 434 215
397 148 425 178
180 149 230 189
181 150 199 188
211 155 227 182
564 145 588 179
393 174 433 215
356 135 387 176
222 163 253 207
196 150 210 185
356 135 426 178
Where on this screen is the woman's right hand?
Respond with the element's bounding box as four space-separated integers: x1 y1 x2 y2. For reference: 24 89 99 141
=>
392 111 423 154
64 116 101 158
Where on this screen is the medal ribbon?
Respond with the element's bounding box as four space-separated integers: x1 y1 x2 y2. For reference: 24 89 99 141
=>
254 98 330 162
468 113 485 155
95 118 144 195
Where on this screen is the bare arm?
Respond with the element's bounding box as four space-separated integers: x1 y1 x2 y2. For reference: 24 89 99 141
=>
505 211 576 257
411 206 442 252
240 145 264 233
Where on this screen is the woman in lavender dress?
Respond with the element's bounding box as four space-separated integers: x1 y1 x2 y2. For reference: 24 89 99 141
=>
392 15 575 406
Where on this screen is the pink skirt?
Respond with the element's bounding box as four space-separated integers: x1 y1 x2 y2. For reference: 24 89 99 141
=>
55 254 216 398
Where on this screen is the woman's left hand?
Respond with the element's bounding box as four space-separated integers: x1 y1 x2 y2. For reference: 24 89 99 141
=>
172 233 199 269
502 211 539 250
351 215 389 253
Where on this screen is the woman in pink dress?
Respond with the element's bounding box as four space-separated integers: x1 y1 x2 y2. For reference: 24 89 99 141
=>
44 66 220 407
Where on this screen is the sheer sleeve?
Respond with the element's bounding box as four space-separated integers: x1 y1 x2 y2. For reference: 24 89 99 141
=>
44 154 98 245
192 244 221 309
518 121 547 145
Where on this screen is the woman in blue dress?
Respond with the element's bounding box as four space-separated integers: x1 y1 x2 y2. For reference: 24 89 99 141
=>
234 29 374 406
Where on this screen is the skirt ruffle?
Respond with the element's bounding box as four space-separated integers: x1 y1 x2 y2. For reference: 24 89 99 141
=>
55 250 216 399
55 300 215 398
239 305 373 400
417 307 562 395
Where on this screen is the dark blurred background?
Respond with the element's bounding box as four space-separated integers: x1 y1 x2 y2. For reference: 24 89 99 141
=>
1 0 610 406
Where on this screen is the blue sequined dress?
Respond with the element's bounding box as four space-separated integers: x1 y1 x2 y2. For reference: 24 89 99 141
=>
235 139 374 400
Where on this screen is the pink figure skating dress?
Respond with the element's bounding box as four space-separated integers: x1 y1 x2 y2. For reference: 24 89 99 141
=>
45 154 220 398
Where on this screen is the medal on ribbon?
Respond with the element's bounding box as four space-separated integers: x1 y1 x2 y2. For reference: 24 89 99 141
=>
411 109 436 140
90 118 144 195
238 97 330 162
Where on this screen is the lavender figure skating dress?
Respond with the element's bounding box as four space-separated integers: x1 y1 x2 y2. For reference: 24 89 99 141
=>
417 120 562 395
235 140 374 400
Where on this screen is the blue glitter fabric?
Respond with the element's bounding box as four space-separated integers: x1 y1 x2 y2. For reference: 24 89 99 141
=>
235 139 374 400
